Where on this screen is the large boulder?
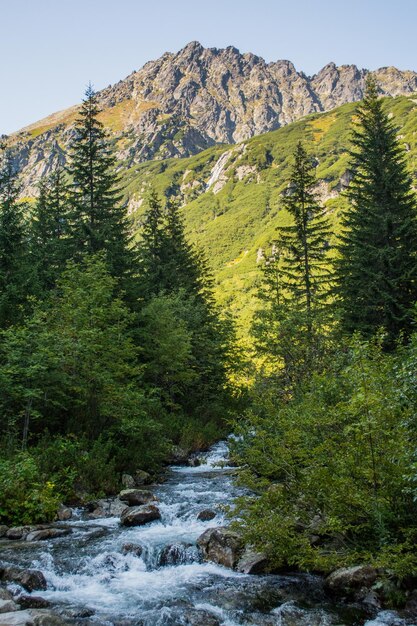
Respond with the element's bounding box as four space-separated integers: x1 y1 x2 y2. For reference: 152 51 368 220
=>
325 565 378 596
118 489 156 506
197 527 245 569
0 527 8 538
120 504 161 527
236 549 269 574
0 565 47 591
26 528 72 542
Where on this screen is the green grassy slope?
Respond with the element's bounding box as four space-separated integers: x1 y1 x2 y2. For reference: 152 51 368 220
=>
123 95 417 333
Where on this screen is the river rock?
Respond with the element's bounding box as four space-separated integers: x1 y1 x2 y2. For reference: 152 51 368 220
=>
0 609 67 625
197 526 245 569
5 527 41 541
121 470 152 488
197 509 216 522
122 543 143 557
90 498 128 518
56 505 72 522
133 470 152 486
0 527 8 538
325 565 378 595
121 474 135 489
0 598 19 613
158 543 194 566
119 489 156 506
120 504 161 527
236 549 269 574
17 597 51 610
26 528 72 542
0 566 47 591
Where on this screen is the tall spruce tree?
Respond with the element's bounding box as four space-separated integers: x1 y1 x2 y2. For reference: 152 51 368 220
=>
138 191 234 422
254 142 332 386
31 166 71 293
0 147 31 327
67 85 136 296
337 78 417 343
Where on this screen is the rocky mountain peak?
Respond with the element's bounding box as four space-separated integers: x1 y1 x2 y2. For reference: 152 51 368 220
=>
7 42 417 195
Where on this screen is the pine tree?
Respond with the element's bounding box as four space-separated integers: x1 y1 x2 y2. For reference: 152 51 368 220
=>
254 142 332 386
136 189 167 300
138 191 234 422
31 166 71 293
0 147 31 327
337 78 417 343
67 85 136 296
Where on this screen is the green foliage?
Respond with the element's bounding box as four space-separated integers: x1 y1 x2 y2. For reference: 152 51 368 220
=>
0 147 32 327
336 79 417 344
233 335 417 573
253 142 333 389
31 166 71 293
137 191 237 424
0 256 166 457
31 435 118 499
67 85 137 299
0 454 61 525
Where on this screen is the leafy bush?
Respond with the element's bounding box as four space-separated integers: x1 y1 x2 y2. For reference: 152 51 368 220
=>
0 454 61 525
233 335 417 573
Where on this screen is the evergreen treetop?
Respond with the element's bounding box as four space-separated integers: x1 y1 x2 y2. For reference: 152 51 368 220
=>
337 78 417 343
67 84 136 294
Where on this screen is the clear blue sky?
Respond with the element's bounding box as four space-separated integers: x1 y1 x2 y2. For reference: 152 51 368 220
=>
1 0 416 135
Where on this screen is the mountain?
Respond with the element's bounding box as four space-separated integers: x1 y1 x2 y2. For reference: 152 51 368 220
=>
6 41 417 195
123 95 417 331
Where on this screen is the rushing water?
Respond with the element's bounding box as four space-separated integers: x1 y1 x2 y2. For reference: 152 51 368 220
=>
1 441 415 626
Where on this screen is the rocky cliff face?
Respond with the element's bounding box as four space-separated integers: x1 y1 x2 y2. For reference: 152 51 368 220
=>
7 41 417 194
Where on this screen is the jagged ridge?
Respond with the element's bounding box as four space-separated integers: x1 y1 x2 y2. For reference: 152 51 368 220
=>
7 41 417 194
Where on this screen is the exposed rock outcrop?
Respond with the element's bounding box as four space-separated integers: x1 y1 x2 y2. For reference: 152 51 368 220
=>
7 42 417 196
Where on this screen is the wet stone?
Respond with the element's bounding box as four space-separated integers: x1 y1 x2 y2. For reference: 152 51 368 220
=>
119 489 156 506
121 543 143 557
196 509 216 521
6 527 41 541
0 566 47 591
17 596 51 610
26 528 72 542
120 504 161 527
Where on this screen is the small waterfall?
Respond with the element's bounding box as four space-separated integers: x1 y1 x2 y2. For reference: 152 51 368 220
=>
0 439 413 625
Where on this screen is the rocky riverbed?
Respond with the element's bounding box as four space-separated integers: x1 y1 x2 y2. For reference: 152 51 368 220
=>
1 442 416 626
